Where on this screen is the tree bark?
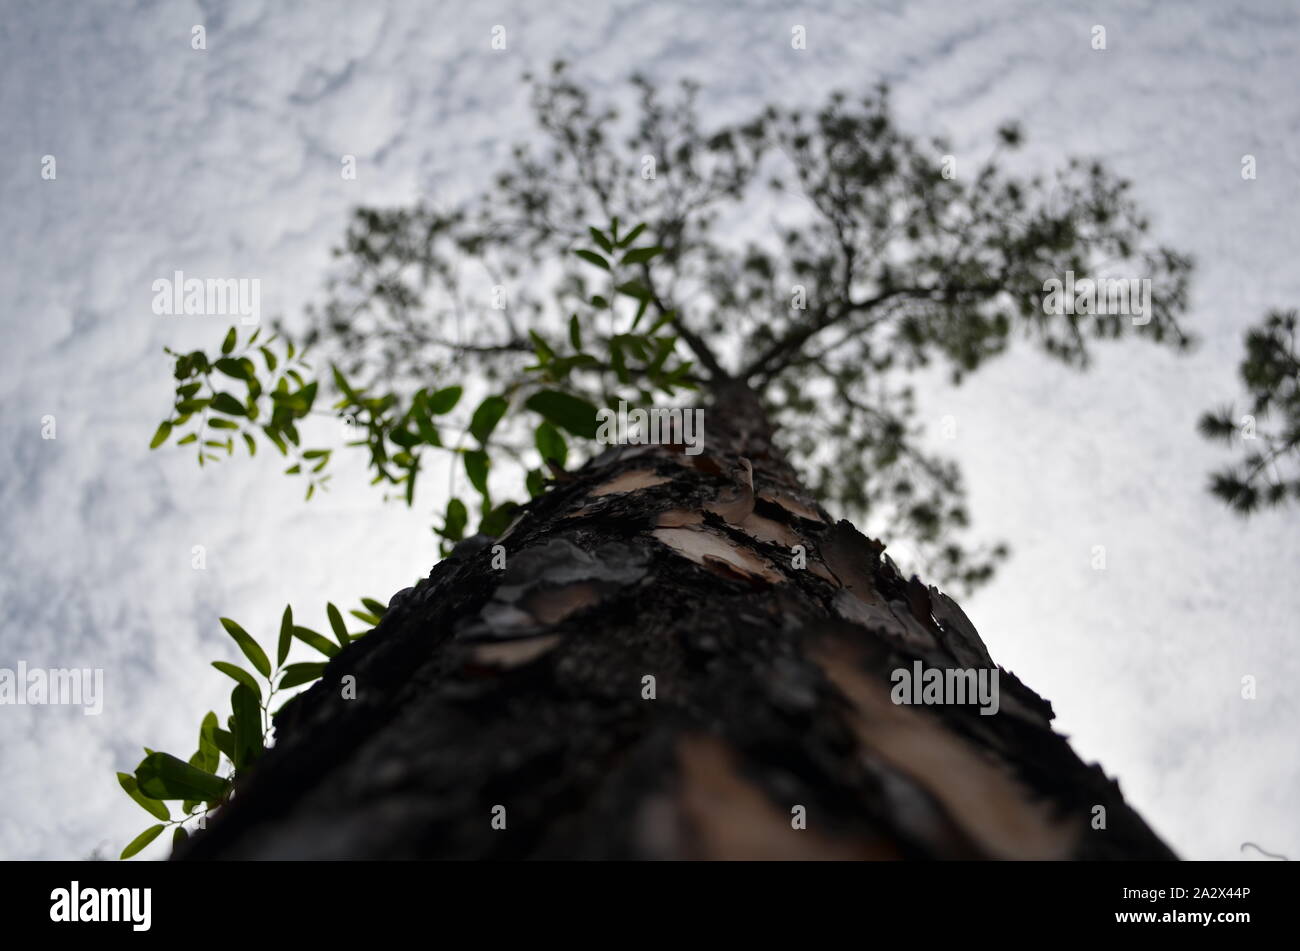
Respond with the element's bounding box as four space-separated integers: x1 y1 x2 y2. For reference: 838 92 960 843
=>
177 381 1175 860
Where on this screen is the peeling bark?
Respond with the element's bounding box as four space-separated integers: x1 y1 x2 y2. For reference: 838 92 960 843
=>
176 382 1175 861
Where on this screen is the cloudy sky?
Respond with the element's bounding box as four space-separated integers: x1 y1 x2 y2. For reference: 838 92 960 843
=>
2 0 1297 860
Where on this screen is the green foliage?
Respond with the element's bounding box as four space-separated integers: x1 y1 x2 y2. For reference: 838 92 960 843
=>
149 220 687 559
115 596 385 858
132 220 683 855
154 329 330 497
135 752 230 802
1199 309 1300 514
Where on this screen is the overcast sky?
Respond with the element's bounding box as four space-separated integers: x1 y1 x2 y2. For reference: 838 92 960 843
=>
1 0 1297 860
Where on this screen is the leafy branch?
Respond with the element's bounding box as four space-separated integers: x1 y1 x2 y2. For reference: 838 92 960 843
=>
116 595 387 859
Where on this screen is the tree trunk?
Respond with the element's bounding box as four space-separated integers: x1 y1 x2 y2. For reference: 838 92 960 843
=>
177 380 1175 860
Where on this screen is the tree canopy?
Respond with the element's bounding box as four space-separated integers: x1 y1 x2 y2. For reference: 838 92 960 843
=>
291 62 1193 589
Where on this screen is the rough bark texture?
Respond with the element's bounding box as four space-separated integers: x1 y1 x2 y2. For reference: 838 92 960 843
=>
177 382 1175 860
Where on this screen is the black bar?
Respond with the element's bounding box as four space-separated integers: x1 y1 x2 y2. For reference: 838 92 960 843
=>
2 860 1292 937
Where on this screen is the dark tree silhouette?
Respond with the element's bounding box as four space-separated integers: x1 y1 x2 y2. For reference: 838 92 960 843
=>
1199 308 1300 513
301 63 1193 591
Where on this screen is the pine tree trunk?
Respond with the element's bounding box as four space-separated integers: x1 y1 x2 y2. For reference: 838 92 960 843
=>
177 380 1175 860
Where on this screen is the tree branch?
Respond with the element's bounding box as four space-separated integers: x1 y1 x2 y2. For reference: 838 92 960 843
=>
639 261 728 382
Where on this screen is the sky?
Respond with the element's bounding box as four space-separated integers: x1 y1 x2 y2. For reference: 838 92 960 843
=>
1 0 1297 861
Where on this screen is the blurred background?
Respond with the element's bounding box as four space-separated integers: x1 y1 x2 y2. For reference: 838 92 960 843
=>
1 0 1297 860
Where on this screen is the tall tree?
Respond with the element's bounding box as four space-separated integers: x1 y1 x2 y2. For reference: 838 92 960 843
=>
123 68 1189 860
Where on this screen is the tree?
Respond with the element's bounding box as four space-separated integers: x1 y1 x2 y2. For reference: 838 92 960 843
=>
1199 308 1300 513
120 68 1188 860
302 62 1193 590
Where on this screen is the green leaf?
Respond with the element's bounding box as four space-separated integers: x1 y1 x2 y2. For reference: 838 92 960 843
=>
588 226 614 254
443 497 468 542
292 625 340 658
535 421 568 467
211 661 262 699
149 421 173 449
349 609 382 626
210 727 235 762
176 433 198 446
425 385 462 414
361 597 387 617
574 249 610 271
173 826 189 848
569 314 583 351
469 396 509 444
614 280 653 301
621 246 664 266
648 336 676 374
327 602 349 648
120 824 165 860
526 468 546 498
297 380 319 414
464 450 490 496
219 617 271 678
198 712 220 774
480 501 519 537
215 357 250 380
525 390 599 439
210 392 247 416
221 327 237 354
611 339 629 384
409 397 442 447
618 223 647 247
529 330 555 363
230 684 262 771
135 752 230 801
276 604 294 666
262 424 289 455
279 662 327 690
116 772 169 821
331 365 358 402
